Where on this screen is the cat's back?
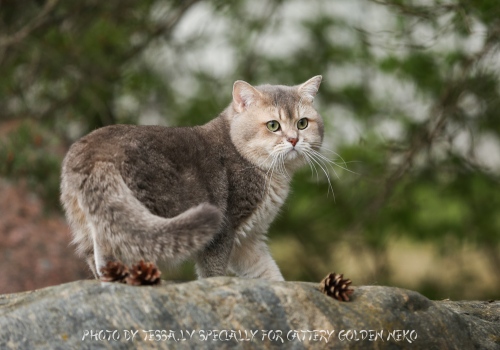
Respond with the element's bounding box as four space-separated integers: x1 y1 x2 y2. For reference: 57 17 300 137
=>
62 124 209 175
61 120 231 219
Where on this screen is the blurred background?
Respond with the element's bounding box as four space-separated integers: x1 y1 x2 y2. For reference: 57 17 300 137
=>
0 0 499 300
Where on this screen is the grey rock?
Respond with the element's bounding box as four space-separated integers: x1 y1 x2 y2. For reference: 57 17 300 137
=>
0 278 498 349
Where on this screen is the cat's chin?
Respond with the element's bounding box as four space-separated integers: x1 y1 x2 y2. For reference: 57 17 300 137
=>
286 149 299 160
284 150 307 170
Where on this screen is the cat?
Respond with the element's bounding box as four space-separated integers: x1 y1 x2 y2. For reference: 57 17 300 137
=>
60 75 324 281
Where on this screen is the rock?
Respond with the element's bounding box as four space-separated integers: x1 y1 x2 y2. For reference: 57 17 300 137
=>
0 278 498 349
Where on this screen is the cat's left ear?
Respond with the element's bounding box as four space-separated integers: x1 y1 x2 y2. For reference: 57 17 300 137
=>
298 75 322 102
233 80 263 113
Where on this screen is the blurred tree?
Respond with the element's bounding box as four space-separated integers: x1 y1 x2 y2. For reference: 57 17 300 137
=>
0 0 499 299
0 0 200 206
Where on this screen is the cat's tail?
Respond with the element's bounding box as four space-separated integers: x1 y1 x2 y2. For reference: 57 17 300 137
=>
67 161 223 273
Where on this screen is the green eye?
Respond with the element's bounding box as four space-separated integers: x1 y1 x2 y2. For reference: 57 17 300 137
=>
266 120 280 132
297 118 308 130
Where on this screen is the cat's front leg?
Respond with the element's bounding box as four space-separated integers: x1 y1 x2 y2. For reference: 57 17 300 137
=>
229 238 284 281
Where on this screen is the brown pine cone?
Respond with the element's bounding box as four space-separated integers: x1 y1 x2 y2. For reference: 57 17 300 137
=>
100 261 129 283
125 260 162 286
319 272 354 302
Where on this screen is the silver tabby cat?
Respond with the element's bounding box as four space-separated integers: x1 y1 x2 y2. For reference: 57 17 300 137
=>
61 76 323 281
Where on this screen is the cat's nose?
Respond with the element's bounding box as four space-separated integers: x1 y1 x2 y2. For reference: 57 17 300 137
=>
287 137 298 147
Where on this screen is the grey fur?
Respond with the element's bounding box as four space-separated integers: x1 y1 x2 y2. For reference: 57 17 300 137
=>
60 76 323 281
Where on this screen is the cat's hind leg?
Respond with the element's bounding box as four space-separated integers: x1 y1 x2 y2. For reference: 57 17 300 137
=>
84 250 98 278
60 191 99 277
62 171 120 277
86 220 116 277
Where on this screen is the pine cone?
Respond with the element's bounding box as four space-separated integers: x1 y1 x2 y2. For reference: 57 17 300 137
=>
100 261 129 283
319 272 354 302
125 260 162 286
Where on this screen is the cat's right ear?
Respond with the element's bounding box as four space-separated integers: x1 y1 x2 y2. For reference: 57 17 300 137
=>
232 80 262 113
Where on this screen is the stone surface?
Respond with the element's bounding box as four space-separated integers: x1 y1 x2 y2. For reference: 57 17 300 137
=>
0 278 498 349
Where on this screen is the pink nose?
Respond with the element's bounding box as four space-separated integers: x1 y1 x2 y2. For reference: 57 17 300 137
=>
287 137 298 147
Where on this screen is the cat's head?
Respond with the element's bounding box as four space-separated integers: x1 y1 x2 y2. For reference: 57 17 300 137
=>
229 76 324 173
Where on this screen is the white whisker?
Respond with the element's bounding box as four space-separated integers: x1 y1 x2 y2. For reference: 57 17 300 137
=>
304 153 319 181
301 148 335 200
309 141 353 170
262 151 279 196
304 149 340 180
306 142 359 175
279 152 291 180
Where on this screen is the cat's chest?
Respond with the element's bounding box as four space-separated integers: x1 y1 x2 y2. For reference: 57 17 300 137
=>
234 179 289 245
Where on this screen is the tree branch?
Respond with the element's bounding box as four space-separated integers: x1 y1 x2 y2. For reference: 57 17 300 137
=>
0 0 60 50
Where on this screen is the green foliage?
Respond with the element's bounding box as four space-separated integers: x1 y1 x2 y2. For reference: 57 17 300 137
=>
0 122 62 210
1 0 499 299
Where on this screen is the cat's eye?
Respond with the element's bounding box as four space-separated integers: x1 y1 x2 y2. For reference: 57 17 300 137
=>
297 118 308 130
266 120 280 132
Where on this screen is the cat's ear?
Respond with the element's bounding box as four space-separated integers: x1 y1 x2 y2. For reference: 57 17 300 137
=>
298 75 322 102
232 80 262 113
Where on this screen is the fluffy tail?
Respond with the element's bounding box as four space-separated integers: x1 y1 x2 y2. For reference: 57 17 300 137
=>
68 162 222 269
